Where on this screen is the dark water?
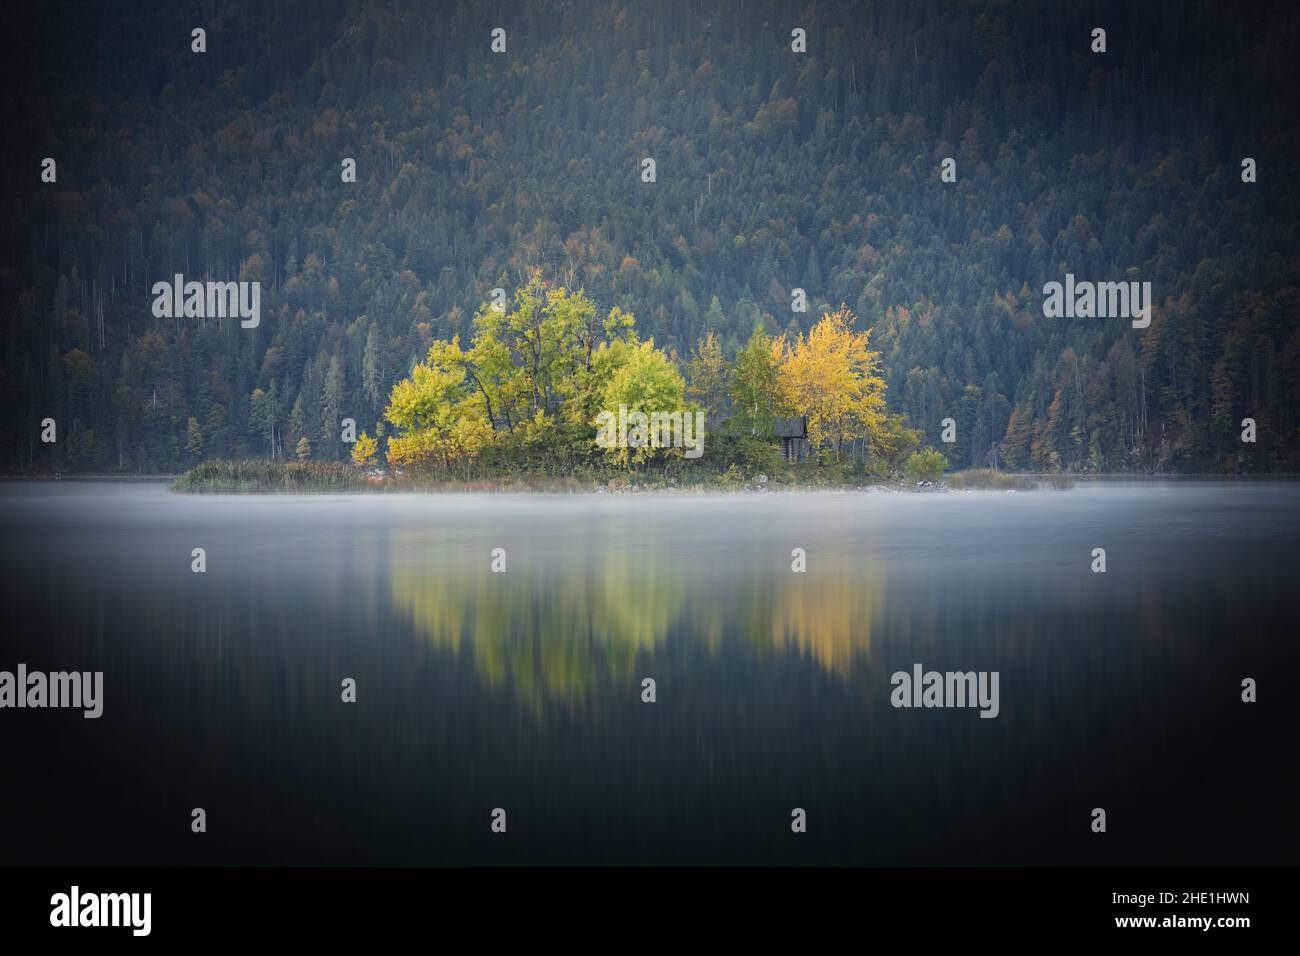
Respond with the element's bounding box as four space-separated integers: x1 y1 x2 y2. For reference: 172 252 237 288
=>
1 481 1296 865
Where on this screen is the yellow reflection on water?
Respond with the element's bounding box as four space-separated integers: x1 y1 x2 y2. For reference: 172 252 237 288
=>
389 527 883 707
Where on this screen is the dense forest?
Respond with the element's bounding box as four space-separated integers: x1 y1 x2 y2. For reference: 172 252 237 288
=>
2 0 1298 475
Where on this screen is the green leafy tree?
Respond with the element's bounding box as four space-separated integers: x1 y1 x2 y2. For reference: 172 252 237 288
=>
730 323 785 436
384 353 494 471
686 331 730 426
904 448 948 484
599 339 688 469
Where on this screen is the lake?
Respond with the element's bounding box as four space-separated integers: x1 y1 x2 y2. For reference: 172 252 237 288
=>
1 480 1296 865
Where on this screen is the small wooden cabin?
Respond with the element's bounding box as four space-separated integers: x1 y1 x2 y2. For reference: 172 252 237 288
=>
774 416 809 462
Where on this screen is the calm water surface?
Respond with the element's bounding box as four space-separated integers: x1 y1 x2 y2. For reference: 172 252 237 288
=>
1 481 1296 864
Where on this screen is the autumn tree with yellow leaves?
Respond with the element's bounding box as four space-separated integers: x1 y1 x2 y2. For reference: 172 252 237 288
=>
350 431 379 467
384 358 495 472
776 306 888 462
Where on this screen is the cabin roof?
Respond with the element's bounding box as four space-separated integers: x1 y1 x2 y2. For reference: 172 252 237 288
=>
772 416 807 438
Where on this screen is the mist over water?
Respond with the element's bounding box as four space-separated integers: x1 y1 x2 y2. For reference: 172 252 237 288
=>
1 481 1296 864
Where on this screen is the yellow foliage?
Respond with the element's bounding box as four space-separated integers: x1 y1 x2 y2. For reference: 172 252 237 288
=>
383 344 496 470
777 305 887 459
351 431 378 467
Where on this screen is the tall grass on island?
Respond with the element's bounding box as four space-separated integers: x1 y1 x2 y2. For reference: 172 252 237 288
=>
171 460 368 493
170 457 868 493
172 458 1073 494
947 469 1073 491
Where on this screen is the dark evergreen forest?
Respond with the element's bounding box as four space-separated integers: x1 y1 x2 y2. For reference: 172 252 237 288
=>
2 0 1298 474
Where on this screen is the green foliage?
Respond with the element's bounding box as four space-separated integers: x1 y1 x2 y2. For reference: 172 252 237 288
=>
730 323 785 437
380 280 902 480
714 434 784 478
598 340 688 468
686 332 730 425
869 414 923 477
904 448 948 484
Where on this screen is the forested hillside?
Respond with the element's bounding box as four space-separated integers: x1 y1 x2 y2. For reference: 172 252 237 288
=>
3 0 1298 473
